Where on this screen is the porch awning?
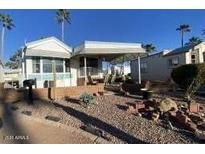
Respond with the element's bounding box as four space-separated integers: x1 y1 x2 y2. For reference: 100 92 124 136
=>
72 41 146 62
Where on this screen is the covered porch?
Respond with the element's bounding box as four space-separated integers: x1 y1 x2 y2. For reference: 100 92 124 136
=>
72 41 146 86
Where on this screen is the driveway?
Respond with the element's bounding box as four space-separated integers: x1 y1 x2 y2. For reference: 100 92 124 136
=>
0 112 106 144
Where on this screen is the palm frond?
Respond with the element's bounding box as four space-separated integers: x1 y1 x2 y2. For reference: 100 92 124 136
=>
55 9 71 24
0 13 15 30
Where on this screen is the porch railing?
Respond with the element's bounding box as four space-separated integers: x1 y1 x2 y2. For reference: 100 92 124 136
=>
79 67 102 77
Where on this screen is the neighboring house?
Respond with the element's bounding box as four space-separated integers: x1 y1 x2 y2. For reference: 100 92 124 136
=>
3 68 22 88
110 63 131 75
131 42 205 82
22 37 145 88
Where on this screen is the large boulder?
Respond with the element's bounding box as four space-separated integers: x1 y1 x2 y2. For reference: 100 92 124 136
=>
158 98 178 113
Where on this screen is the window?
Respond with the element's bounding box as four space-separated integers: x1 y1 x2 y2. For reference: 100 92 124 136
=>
141 62 147 73
168 57 179 68
55 59 63 73
32 58 40 73
43 58 52 73
191 54 196 64
65 59 70 72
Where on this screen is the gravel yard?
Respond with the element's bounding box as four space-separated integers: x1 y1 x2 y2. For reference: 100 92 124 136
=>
11 94 200 144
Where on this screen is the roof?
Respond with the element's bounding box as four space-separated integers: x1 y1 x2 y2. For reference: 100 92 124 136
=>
164 42 203 56
24 37 72 59
23 37 146 61
3 68 21 74
73 40 145 57
26 37 72 51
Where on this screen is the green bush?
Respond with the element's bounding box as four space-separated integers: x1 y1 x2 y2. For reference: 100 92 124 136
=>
171 63 205 101
79 92 95 107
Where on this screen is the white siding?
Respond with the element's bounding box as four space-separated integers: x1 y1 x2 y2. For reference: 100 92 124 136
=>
25 57 77 88
185 43 205 64
131 52 186 82
29 40 71 53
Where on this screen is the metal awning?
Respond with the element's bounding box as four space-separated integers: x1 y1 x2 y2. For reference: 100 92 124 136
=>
25 49 71 59
72 41 146 62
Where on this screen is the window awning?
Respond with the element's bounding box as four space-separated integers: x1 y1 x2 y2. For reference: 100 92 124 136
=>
25 49 71 59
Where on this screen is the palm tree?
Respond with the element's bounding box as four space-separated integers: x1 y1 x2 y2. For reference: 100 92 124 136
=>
55 9 71 42
185 37 202 46
5 49 22 69
0 13 14 61
142 43 156 53
176 24 191 47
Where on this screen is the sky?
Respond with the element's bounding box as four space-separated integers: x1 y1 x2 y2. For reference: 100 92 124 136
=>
1 9 205 61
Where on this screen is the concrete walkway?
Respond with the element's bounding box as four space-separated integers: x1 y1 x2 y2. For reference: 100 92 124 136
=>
0 112 108 144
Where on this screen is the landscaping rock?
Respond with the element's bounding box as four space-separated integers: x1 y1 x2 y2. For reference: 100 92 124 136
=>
148 106 155 112
197 122 205 131
199 106 204 112
135 102 145 112
189 113 204 125
176 111 189 124
169 110 177 117
93 93 100 97
158 98 178 113
195 130 205 141
98 92 104 96
136 113 142 117
21 110 32 116
127 105 136 113
189 103 200 113
45 115 61 122
13 95 198 143
186 121 197 132
151 112 160 122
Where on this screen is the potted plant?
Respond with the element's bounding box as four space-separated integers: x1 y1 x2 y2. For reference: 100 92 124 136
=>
141 81 153 100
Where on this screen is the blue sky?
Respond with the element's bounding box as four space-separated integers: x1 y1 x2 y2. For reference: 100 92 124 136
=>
1 9 205 61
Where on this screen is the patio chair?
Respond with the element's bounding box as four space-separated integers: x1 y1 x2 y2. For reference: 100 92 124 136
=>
87 75 98 85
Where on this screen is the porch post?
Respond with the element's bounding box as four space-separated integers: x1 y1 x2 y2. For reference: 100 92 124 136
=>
52 60 56 100
138 56 141 84
84 56 87 86
123 55 125 82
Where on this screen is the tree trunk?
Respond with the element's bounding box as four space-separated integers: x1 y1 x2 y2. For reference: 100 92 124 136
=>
181 31 184 47
0 27 5 62
61 21 64 42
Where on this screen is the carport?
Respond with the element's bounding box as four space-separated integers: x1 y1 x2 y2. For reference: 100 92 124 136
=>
72 41 146 85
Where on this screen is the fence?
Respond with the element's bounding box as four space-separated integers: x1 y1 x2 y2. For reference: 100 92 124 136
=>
0 83 105 103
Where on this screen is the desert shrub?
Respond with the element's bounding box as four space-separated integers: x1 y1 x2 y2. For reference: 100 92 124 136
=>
115 76 123 83
79 92 95 107
125 78 134 84
104 74 112 84
171 64 205 101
